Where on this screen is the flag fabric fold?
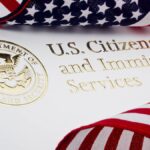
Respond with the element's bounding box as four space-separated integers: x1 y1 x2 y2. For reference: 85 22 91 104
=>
56 103 150 150
0 0 150 26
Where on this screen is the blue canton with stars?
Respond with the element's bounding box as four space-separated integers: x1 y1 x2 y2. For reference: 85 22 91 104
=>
8 0 150 26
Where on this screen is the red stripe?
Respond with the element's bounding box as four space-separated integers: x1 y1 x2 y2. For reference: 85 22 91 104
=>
56 118 150 149
56 130 80 150
124 108 150 115
130 133 144 150
56 104 150 149
0 0 20 12
0 0 31 23
104 128 123 150
98 119 150 138
79 126 103 150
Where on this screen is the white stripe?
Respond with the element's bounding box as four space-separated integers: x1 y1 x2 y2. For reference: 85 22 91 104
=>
91 127 113 150
142 137 150 150
0 3 10 18
113 113 150 125
116 130 134 150
66 128 93 150
16 0 23 4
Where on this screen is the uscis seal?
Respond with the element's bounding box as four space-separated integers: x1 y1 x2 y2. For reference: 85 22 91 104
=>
0 40 48 105
0 0 30 23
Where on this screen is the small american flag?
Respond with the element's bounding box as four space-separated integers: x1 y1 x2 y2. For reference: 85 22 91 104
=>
56 103 150 150
0 0 149 26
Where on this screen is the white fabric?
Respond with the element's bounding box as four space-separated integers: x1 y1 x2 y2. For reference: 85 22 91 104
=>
116 130 134 150
66 128 93 150
91 127 113 150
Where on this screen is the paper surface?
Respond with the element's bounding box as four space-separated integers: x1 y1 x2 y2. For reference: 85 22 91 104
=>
0 26 150 150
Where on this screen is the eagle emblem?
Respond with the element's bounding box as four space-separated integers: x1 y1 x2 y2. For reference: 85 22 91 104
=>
0 53 32 89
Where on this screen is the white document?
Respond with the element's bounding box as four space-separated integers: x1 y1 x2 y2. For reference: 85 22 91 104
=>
0 26 150 150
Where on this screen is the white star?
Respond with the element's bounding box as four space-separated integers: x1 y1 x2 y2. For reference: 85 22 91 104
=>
80 21 89 26
44 2 56 12
63 13 72 22
27 5 39 16
7 20 18 25
115 13 125 23
131 0 139 5
25 19 35 25
44 17 55 24
115 0 126 9
98 2 109 13
64 1 74 7
97 18 108 25
132 9 142 20
81 8 91 18
61 23 70 27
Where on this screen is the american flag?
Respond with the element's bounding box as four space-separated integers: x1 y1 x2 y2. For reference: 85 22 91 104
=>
56 103 150 150
0 0 149 26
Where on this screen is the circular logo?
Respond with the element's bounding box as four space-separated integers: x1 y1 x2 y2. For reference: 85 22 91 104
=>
0 0 30 23
0 40 48 106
